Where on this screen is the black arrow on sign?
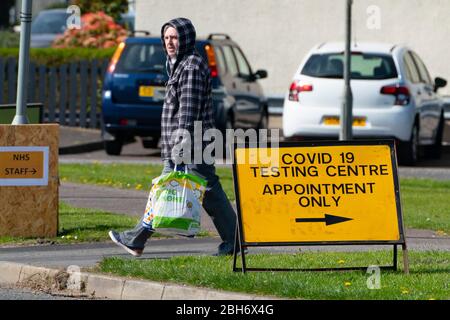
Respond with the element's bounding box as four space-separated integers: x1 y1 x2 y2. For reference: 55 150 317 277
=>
31 168 37 175
296 214 353 226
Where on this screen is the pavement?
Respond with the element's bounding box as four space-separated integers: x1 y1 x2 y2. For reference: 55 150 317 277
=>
0 122 449 300
59 126 105 155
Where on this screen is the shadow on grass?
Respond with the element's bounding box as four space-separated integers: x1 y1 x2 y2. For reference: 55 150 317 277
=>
59 223 135 234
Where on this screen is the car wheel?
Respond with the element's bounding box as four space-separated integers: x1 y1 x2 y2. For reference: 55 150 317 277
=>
225 115 234 130
104 139 123 156
425 115 444 159
257 109 269 144
257 109 269 130
222 114 234 159
142 136 159 149
399 124 419 166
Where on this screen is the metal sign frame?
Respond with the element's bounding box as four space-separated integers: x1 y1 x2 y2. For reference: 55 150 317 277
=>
231 139 409 274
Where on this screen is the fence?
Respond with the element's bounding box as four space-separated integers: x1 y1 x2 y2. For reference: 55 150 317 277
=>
0 57 109 129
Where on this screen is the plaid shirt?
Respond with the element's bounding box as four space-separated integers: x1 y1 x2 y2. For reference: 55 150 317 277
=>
160 18 215 162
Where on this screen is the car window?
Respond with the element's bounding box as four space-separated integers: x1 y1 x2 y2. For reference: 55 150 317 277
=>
31 12 69 34
301 52 398 80
115 43 166 74
214 46 227 74
232 47 252 78
411 52 432 84
403 52 421 83
222 46 239 77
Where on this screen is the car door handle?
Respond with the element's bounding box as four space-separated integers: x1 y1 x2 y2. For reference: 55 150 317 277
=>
247 85 250 91
232 82 236 89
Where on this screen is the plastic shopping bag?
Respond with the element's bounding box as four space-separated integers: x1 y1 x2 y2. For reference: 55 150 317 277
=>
142 168 207 237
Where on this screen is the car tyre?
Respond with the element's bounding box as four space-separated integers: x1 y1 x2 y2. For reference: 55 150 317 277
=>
104 139 123 156
425 115 444 159
257 108 269 130
142 136 160 149
222 114 234 159
399 123 419 166
258 108 271 144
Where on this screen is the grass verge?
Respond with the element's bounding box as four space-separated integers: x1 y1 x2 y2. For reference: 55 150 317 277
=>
60 163 450 233
0 202 188 245
97 250 449 300
0 202 138 245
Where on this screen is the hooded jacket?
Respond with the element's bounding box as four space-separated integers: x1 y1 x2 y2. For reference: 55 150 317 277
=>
160 18 215 162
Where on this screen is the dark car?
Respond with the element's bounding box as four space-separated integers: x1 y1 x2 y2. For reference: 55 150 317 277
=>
101 33 268 155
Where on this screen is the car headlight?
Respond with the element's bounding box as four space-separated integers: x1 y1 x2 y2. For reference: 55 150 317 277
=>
103 90 112 99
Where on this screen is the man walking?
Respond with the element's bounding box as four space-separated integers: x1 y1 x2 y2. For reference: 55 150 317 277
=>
109 18 237 256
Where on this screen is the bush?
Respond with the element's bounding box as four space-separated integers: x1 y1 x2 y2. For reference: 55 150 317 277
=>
52 11 127 49
0 47 115 66
71 0 128 22
0 31 20 48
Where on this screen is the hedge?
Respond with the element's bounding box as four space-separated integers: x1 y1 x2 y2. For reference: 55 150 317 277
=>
0 47 116 66
0 31 20 48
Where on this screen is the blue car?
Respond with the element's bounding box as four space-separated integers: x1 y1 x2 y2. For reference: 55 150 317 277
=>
101 33 268 155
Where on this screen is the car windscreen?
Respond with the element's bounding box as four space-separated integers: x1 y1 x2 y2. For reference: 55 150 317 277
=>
301 52 398 80
31 12 69 34
115 43 167 74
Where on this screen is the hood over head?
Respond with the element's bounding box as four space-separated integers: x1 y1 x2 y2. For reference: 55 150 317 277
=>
161 17 196 61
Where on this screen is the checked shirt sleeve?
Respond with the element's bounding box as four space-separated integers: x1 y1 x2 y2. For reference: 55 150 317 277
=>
172 65 206 160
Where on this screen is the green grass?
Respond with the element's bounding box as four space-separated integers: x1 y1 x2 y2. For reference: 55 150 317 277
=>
60 163 450 233
400 179 450 233
0 202 211 246
60 163 234 196
97 250 450 300
0 202 139 245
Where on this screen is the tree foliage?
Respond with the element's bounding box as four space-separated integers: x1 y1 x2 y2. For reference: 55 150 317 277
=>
71 0 129 22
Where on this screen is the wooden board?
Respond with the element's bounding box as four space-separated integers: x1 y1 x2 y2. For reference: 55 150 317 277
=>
0 124 59 237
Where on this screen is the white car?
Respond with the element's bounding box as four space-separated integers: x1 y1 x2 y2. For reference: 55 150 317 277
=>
282 42 447 165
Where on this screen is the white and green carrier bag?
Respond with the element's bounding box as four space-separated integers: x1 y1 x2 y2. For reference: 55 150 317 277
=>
142 168 207 237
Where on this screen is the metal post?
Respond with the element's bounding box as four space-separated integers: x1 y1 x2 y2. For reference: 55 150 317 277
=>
402 243 410 274
340 0 353 140
12 0 32 125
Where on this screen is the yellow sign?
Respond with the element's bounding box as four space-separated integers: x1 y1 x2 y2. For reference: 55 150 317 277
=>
0 147 48 186
233 142 403 243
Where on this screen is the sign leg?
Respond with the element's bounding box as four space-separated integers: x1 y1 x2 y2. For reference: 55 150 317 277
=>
393 245 398 271
237 222 247 274
232 224 240 272
240 244 247 274
402 243 410 274
232 221 247 273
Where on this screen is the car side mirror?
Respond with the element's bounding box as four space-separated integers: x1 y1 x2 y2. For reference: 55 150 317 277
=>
434 77 447 92
254 69 268 80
